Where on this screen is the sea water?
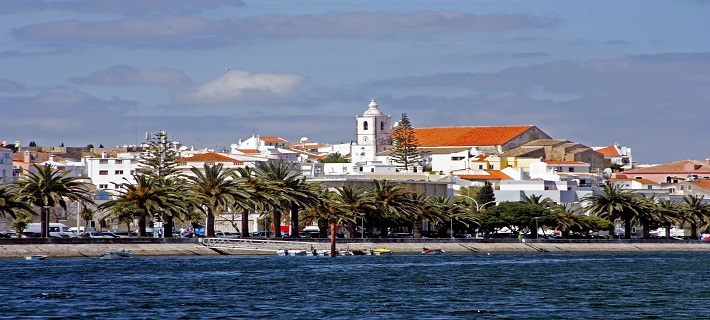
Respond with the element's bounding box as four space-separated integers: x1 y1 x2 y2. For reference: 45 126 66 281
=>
2 252 709 319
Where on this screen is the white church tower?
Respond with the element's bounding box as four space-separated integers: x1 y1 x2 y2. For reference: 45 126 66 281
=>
351 99 394 163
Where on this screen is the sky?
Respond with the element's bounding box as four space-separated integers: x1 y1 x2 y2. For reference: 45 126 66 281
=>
2 0 710 164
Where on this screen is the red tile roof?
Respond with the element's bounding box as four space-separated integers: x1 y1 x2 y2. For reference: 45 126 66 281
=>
545 160 587 165
457 170 512 181
236 149 260 154
624 160 710 174
596 145 621 157
413 126 535 147
609 178 657 185
690 180 710 190
180 152 243 165
260 137 288 143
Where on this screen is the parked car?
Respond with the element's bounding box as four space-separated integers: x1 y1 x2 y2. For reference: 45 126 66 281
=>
85 232 112 238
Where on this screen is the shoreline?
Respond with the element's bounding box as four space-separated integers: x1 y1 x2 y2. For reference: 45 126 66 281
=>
3 238 710 259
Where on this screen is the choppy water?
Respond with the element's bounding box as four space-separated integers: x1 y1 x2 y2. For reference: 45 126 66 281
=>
2 252 709 319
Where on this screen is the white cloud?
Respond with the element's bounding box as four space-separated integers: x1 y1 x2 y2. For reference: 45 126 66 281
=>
175 69 306 104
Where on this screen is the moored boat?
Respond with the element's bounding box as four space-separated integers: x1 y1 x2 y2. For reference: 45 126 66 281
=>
24 255 47 260
422 247 445 254
372 248 392 255
100 249 133 259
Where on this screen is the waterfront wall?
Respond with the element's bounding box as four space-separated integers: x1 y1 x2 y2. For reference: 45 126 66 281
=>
2 238 710 259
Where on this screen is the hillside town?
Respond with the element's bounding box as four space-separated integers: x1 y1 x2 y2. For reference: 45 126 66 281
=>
1 99 707 240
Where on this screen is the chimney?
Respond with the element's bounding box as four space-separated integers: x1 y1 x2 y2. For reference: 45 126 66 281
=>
49 155 56 162
102 152 108 158
23 151 33 163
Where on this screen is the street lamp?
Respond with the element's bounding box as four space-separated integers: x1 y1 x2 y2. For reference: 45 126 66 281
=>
450 215 454 239
614 219 622 240
457 194 495 211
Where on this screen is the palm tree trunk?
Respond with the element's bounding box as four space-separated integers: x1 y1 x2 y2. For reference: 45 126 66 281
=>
412 217 423 239
290 204 300 238
624 219 632 239
642 222 650 239
164 215 174 238
206 208 215 237
40 206 48 238
317 218 328 238
138 215 147 237
273 210 282 238
241 209 250 238
345 221 356 238
691 223 698 240
665 222 671 239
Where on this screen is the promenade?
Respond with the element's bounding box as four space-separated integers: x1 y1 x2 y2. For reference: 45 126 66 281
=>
2 238 710 259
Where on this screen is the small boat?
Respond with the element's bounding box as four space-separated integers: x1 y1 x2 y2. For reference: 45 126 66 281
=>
277 249 307 256
344 249 368 256
372 248 392 255
24 255 47 260
100 249 133 259
422 247 445 254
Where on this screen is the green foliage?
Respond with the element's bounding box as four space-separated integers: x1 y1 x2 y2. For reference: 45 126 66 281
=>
320 152 350 163
577 215 614 231
476 181 496 207
12 211 33 234
477 202 553 236
137 132 182 182
389 113 422 170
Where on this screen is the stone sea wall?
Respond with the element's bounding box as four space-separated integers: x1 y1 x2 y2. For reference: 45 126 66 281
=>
2 238 710 259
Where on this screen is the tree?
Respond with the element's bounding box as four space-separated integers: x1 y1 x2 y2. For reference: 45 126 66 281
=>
255 160 320 238
13 164 95 238
233 166 279 238
187 163 243 237
0 184 32 219
102 201 141 234
389 113 422 171
320 152 350 163
324 185 373 238
479 202 552 238
656 199 681 239
12 211 33 234
476 181 496 209
680 195 710 240
80 207 94 231
583 184 638 239
365 179 415 237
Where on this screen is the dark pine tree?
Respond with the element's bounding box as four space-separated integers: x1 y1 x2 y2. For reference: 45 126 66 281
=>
389 113 422 171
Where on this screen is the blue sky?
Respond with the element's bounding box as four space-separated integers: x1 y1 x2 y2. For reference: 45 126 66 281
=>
2 0 710 164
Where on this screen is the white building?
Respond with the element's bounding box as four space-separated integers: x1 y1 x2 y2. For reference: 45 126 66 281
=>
350 99 395 164
0 147 13 183
83 152 140 195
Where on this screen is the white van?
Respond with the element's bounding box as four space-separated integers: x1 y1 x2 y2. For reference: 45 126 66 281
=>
23 223 78 238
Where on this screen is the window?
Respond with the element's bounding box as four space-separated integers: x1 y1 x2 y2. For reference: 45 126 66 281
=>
131 159 137 164
478 165 483 169
115 170 123 175
380 122 384 130
569 167 575 172
130 170 135 175
488 165 494 169
99 159 108 164
115 160 122 164
99 184 108 189
451 156 464 161
363 121 368 131
99 170 108 175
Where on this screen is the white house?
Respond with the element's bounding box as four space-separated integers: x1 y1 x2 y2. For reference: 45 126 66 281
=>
0 147 13 183
83 152 140 194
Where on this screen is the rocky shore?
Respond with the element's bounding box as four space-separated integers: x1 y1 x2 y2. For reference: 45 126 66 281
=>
2 238 710 259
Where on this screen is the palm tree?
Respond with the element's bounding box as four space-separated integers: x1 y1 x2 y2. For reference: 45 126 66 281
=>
522 194 555 208
656 199 681 238
255 160 320 238
0 184 32 219
583 184 638 239
553 203 583 239
13 164 95 238
329 185 375 238
633 195 663 239
365 179 415 237
99 175 177 237
187 163 244 237
680 195 710 240
233 166 279 238
102 201 141 234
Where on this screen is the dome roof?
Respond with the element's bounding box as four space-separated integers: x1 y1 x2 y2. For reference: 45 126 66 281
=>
363 99 383 116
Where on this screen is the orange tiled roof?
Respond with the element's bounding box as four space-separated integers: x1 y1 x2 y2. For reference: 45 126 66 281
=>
545 160 587 165
624 160 710 174
609 177 657 185
473 155 488 161
260 137 288 143
180 152 243 165
596 145 621 157
457 170 512 181
413 126 535 147
237 149 260 154
690 180 710 190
